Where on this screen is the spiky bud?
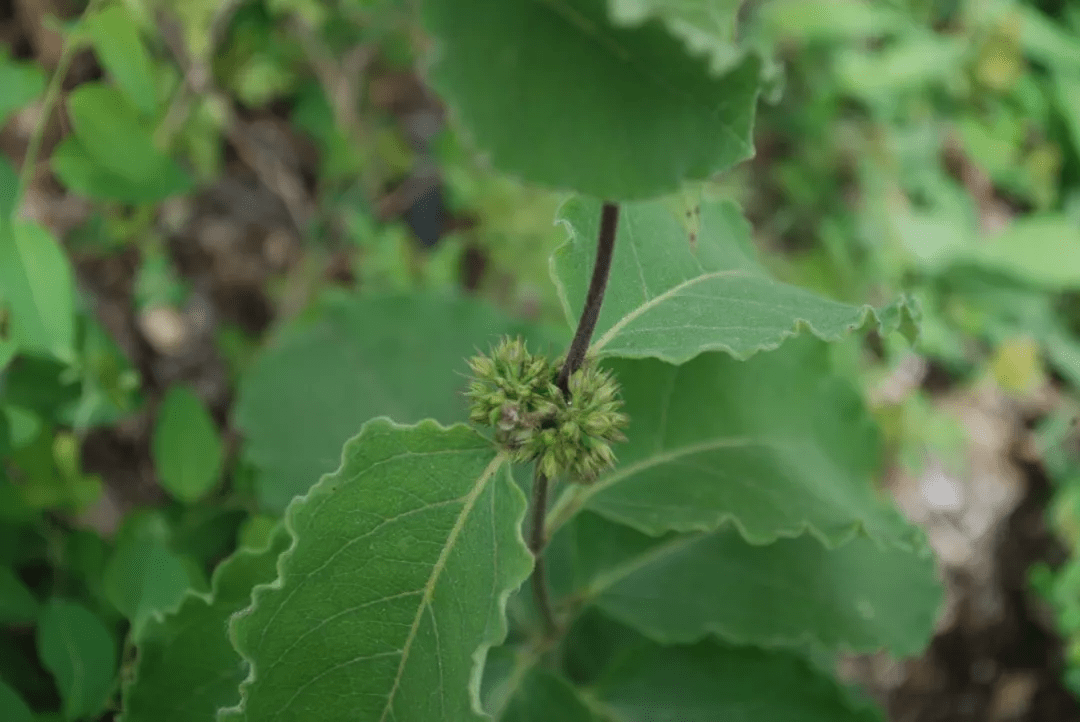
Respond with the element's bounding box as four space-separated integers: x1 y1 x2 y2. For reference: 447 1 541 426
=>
465 337 628 483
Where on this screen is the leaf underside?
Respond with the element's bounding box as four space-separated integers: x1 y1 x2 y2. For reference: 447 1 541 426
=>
553 196 917 365
221 419 533 722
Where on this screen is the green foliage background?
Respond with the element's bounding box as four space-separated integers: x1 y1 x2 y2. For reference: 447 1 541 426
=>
1 0 1079 720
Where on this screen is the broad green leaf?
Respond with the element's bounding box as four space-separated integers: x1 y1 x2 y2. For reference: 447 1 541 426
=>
103 531 192 638
594 637 881 721
221 419 533 722
152 386 224 503
86 6 158 115
235 293 562 512
0 221 76 362
608 0 745 73
420 0 760 199
119 527 290 722
553 197 917 364
482 648 598 722
0 566 39 624
0 51 46 127
36 599 116 721
549 338 918 547
552 512 940 655
0 678 33 722
950 215 1080 289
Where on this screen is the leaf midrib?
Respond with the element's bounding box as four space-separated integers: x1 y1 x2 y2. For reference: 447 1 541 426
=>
378 453 507 722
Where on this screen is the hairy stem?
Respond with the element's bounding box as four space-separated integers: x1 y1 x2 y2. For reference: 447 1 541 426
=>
555 202 620 394
530 202 619 637
528 468 557 634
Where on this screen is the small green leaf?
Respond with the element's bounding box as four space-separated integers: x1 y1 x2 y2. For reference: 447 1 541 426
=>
152 386 223 503
551 338 918 548
36 599 116 721
0 50 46 127
54 84 192 201
221 419 533 722
0 678 33 722
0 221 76 362
420 0 760 199
103 531 192 638
119 527 290 722
554 197 917 365
594 636 881 721
235 293 563 512
554 513 940 655
86 6 158 116
0 567 39 624
51 136 192 204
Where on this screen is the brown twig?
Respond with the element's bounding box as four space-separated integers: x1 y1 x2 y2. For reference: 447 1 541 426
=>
555 202 619 394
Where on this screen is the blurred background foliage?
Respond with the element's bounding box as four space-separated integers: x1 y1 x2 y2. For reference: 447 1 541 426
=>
2 0 1080 719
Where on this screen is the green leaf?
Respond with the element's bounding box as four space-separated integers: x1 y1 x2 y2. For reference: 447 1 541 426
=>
0 678 33 722
119 527 290 722
950 215 1080 289
54 84 192 201
0 566 39 624
420 0 760 199
0 50 46 127
0 155 16 219
221 419 533 722
550 338 918 547
593 637 881 721
608 0 745 73
36 599 116 721
0 221 77 362
102 528 192 638
50 136 192 204
554 197 917 364
86 6 158 116
235 293 563 512
152 386 224 503
553 512 940 655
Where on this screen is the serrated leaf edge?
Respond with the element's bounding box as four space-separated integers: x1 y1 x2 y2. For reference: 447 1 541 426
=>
550 200 921 366
116 531 286 722
582 530 942 657
218 417 532 721
417 5 760 201
545 434 926 552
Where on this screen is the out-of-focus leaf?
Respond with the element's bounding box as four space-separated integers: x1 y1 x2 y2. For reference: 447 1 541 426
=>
0 51 46 127
420 0 760 199
0 567 39 624
36 599 116 721
0 222 76 362
235 293 562 512
152 387 223 503
119 528 290 722
86 6 158 115
0 678 33 722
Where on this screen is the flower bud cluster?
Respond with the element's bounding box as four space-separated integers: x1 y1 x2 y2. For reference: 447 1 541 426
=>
466 337 627 482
